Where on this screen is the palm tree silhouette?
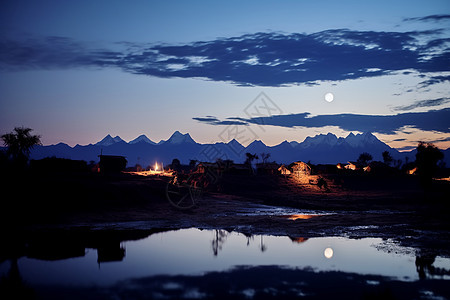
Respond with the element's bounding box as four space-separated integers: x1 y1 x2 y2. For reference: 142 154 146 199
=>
1 127 41 169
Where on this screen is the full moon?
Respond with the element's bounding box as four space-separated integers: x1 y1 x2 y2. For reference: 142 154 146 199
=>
325 92 334 102
324 247 334 259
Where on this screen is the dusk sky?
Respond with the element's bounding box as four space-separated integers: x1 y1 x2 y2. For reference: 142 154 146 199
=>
1 0 449 151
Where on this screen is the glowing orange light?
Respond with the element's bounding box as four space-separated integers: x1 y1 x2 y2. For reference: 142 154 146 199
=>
155 162 159 171
287 214 314 220
291 237 309 243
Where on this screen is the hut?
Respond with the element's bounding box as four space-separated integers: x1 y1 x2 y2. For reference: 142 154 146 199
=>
407 167 417 175
229 163 252 175
278 164 291 175
98 155 127 173
344 161 361 171
196 162 217 174
363 161 390 173
256 162 279 175
97 243 125 264
291 161 311 178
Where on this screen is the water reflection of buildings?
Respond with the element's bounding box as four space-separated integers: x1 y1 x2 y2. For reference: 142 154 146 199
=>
211 230 270 256
415 252 450 279
289 237 309 243
25 236 126 265
284 214 322 221
1 229 168 266
97 242 126 267
211 230 228 256
0 258 34 299
0 230 168 298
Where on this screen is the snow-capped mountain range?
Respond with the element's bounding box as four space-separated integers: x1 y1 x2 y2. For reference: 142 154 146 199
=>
28 131 449 167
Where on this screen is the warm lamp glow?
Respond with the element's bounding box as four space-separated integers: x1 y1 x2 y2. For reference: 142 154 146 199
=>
155 162 159 171
287 214 315 220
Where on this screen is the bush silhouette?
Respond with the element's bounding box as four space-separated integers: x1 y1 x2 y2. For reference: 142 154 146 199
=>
357 152 372 166
415 142 444 189
1 127 41 170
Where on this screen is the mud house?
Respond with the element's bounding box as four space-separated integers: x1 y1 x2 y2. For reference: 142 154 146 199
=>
407 166 417 175
196 162 218 174
363 161 390 173
345 161 361 171
336 163 345 170
196 162 223 177
98 155 127 173
256 162 279 175
278 164 291 175
291 161 311 178
229 163 252 175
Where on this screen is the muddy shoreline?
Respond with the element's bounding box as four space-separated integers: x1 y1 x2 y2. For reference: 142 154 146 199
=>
1 171 449 261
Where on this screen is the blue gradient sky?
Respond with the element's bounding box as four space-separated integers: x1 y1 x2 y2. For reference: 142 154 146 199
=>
1 0 449 150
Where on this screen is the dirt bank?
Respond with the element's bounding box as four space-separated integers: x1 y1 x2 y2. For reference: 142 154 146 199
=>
1 171 449 258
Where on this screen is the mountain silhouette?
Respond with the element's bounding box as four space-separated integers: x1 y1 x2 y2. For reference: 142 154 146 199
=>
129 134 156 145
27 131 447 168
162 131 196 145
95 135 125 146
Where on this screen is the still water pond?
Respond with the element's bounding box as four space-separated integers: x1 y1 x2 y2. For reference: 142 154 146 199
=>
1 228 449 289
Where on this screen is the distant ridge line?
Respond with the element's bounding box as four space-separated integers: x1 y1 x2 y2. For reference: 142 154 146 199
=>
27 131 447 167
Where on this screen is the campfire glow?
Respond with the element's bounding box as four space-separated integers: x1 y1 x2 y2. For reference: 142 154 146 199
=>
125 161 173 177
288 214 314 220
284 214 322 220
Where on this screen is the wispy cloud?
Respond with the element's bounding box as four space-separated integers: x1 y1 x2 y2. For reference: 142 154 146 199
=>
194 108 450 134
1 27 449 87
418 75 450 88
393 97 450 111
403 14 450 22
192 116 248 126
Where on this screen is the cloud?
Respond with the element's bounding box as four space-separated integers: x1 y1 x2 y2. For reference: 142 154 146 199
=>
0 36 122 70
418 75 450 88
1 29 449 86
194 108 450 134
396 145 417 151
403 14 450 22
192 116 248 126
393 97 450 111
430 136 450 142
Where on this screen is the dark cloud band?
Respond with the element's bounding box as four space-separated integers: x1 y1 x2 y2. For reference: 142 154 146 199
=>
194 108 450 135
1 27 449 87
403 14 450 22
393 97 450 111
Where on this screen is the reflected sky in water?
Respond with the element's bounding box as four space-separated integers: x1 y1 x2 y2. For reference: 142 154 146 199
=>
1 228 449 287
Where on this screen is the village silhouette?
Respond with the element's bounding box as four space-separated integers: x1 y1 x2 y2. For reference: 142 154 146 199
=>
1 127 450 299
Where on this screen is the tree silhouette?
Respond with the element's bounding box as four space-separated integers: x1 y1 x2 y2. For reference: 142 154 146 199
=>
170 158 181 172
189 159 197 169
357 152 372 166
415 142 444 188
1 127 41 168
244 152 258 165
260 152 271 164
382 151 393 166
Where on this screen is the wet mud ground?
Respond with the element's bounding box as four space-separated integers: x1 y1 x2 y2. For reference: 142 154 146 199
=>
1 171 450 253
1 172 449 299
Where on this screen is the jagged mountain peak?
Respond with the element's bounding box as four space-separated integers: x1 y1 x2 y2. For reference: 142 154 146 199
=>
301 132 338 148
129 134 155 145
95 134 125 146
273 140 294 149
345 132 379 147
228 139 243 147
165 131 196 144
248 139 266 146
